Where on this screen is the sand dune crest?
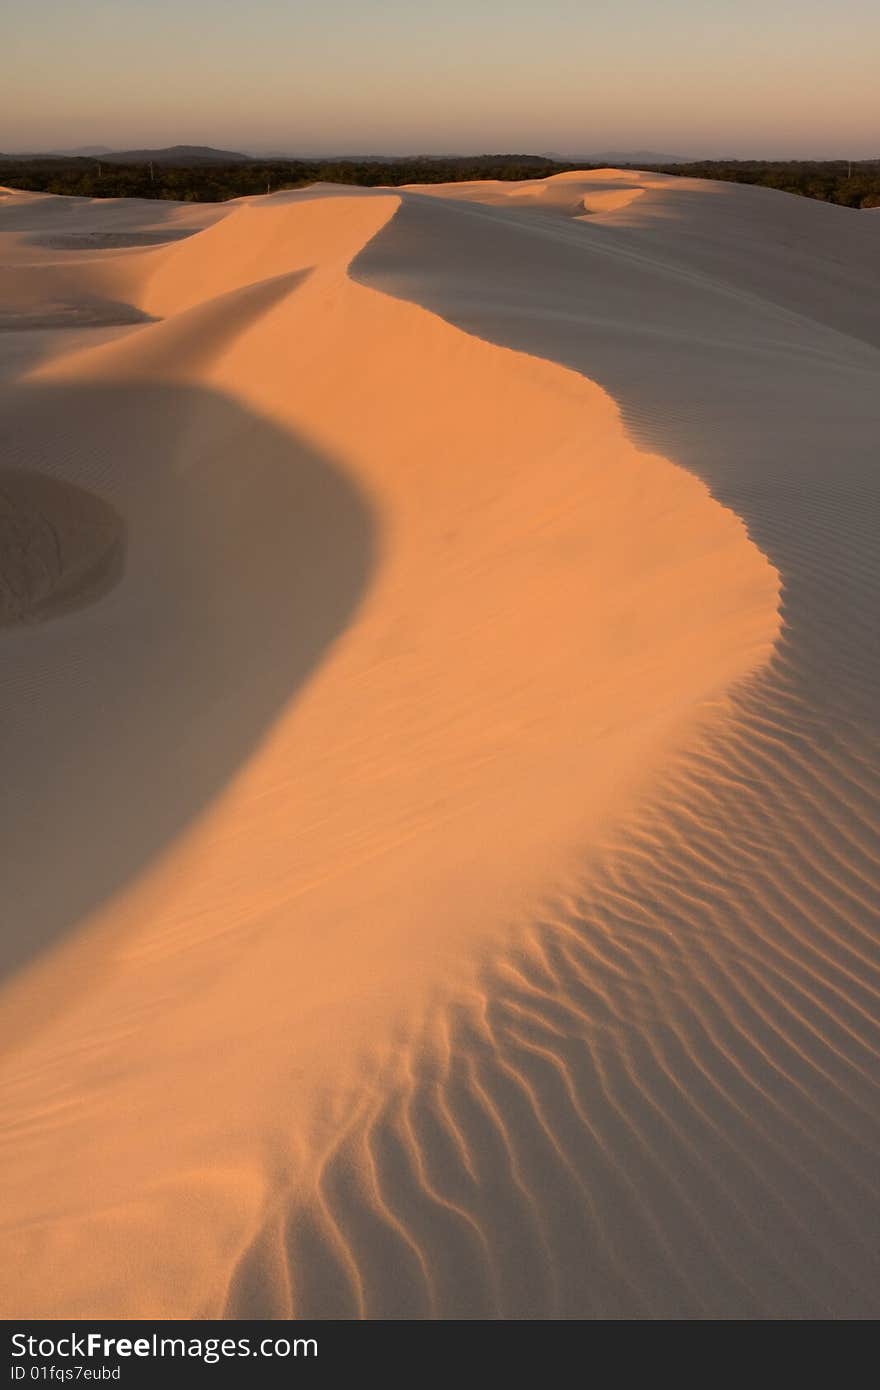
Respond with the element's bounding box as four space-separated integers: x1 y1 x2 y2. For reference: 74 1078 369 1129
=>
2 171 875 1318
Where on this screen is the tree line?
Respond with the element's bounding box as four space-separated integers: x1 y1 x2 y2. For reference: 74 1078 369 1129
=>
1 155 878 208
639 159 880 209
0 155 565 203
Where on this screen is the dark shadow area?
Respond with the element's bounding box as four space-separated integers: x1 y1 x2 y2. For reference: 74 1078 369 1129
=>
0 466 125 626
0 324 147 386
0 380 376 987
24 230 198 249
0 304 156 331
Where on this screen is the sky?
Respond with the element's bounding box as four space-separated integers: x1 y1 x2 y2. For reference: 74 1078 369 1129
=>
4 0 879 158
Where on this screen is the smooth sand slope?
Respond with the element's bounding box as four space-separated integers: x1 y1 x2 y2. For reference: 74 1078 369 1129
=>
0 171 876 1317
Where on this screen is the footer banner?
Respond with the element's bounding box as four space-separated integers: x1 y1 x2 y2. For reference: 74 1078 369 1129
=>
5 1319 623 1383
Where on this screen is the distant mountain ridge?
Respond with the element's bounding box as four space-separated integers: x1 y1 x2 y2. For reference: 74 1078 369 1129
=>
543 149 692 165
4 145 694 168
1 144 253 164
102 145 253 165
47 145 114 157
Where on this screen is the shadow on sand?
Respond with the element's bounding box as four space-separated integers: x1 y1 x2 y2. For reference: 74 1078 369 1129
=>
0 379 376 995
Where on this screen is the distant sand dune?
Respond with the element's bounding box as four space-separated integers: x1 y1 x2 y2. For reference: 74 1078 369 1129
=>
415 168 656 220
0 171 876 1318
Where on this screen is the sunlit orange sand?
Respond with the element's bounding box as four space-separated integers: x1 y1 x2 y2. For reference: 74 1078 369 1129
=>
0 171 878 1318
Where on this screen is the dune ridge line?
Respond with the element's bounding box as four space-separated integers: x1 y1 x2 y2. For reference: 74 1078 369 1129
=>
0 175 814 1318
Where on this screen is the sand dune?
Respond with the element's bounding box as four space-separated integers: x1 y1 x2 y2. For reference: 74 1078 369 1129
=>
0 171 877 1318
406 167 660 219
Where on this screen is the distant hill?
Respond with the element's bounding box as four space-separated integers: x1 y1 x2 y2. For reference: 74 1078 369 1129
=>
103 145 253 165
47 145 114 157
543 150 691 165
6 145 687 168
263 151 414 162
0 144 253 165
264 151 557 165
594 150 692 164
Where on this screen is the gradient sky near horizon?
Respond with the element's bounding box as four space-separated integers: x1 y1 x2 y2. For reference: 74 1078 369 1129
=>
5 0 879 157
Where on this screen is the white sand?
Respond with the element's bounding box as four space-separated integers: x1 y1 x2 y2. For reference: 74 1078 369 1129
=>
0 171 876 1318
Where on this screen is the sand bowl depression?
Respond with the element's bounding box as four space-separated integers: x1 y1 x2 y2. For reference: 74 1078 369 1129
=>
0 469 123 626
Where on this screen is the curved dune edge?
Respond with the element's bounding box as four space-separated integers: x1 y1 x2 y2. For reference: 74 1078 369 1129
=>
405 168 664 220
342 169 880 1317
0 188 780 1317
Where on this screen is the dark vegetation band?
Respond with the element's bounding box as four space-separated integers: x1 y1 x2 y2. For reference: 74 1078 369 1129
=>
2 154 879 208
